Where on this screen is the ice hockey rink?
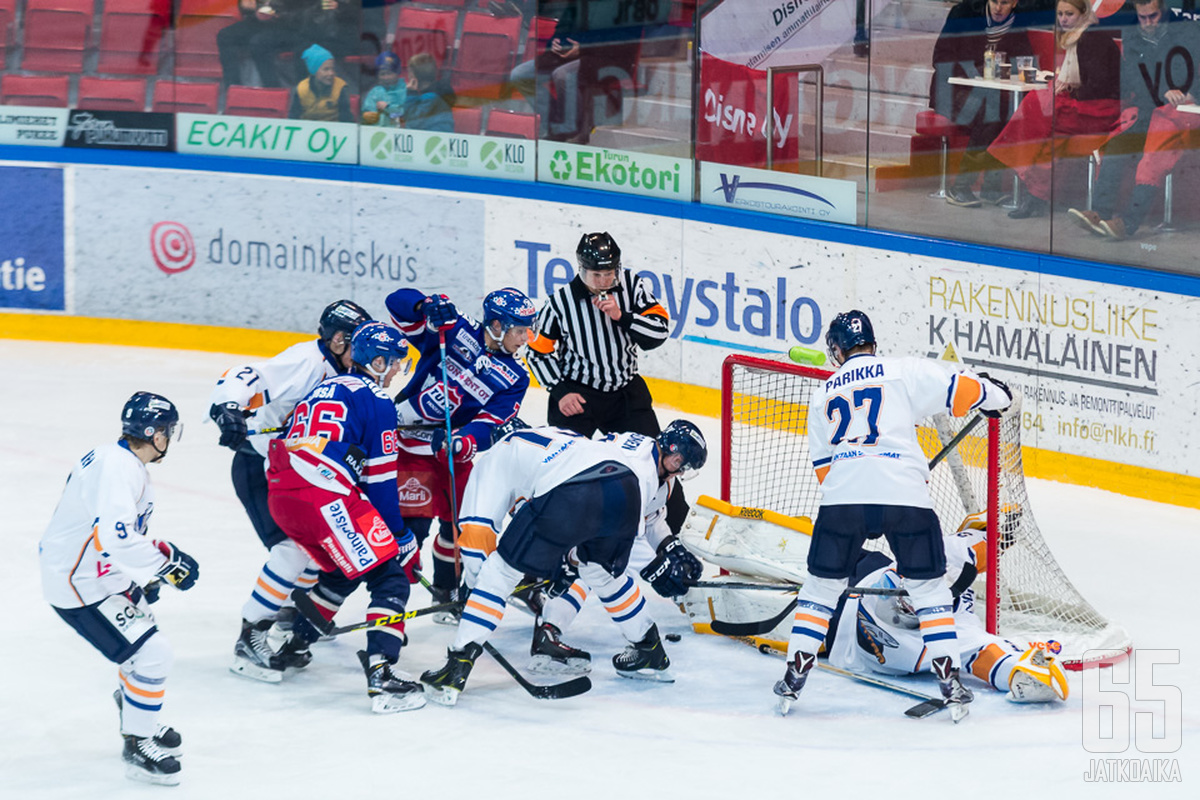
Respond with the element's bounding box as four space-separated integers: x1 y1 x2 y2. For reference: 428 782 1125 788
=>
1 339 1196 798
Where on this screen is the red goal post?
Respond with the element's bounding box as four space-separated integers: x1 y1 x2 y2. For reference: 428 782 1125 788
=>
720 352 1131 670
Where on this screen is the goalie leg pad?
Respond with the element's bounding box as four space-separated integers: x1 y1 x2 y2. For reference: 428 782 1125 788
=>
1007 646 1069 703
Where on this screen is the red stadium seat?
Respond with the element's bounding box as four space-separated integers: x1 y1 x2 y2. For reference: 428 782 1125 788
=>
1 74 71 107
175 0 239 79
394 8 459 70
452 11 521 99
96 0 172 75
76 77 149 111
223 85 290 118
21 0 94 73
151 80 220 114
452 106 483 134
484 109 536 139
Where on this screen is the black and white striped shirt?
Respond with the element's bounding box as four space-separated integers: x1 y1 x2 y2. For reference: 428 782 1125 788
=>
527 271 669 392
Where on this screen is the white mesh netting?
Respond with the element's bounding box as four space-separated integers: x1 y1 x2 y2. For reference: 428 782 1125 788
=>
722 353 1131 669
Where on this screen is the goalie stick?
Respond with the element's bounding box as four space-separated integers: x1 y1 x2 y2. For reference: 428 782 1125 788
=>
742 637 946 718
481 642 593 700
707 585 906 637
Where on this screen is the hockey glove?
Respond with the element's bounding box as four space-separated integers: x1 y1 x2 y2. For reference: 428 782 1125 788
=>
639 535 703 598
421 294 458 331
142 580 161 604
975 372 1013 419
430 429 477 464
155 542 199 590
209 402 248 450
395 530 422 584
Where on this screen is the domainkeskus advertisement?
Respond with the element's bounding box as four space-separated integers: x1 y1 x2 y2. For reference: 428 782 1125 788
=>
0 166 64 311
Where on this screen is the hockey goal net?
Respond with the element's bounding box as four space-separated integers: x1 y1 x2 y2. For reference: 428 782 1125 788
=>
720 352 1131 670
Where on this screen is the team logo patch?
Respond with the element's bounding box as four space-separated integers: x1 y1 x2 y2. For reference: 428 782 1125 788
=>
364 513 392 548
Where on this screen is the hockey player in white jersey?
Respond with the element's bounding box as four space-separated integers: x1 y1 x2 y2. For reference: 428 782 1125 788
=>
209 300 372 682
774 310 1013 721
419 423 705 704
826 520 1069 704
40 393 198 785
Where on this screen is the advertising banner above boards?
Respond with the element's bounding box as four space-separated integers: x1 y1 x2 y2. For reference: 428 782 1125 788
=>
699 160 857 225
701 0 880 69
360 126 535 181
176 114 358 164
64 110 175 152
484 197 1195 480
69 165 485 332
0 107 68 147
537 140 693 201
0 166 65 312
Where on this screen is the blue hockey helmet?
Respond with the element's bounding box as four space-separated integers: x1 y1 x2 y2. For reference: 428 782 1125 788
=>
351 321 407 378
483 287 537 333
576 232 621 272
318 299 372 343
825 310 876 366
121 392 181 441
657 420 707 479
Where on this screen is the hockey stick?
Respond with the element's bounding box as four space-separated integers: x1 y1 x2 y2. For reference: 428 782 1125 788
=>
437 328 463 582
742 637 946 718
692 579 905 596
928 412 983 470
481 641 592 700
290 587 461 637
708 585 906 637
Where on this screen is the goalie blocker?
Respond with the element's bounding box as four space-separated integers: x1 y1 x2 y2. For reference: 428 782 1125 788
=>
679 497 1068 704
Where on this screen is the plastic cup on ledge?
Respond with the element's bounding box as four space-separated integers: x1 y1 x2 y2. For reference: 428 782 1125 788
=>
998 63 1011 81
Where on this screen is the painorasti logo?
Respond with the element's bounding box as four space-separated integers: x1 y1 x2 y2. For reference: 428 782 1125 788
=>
479 140 504 171
149 221 195 274
548 150 573 180
425 136 447 165
369 130 392 159
717 173 834 209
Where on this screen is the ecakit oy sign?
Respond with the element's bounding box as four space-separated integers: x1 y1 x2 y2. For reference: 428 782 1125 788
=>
176 114 358 164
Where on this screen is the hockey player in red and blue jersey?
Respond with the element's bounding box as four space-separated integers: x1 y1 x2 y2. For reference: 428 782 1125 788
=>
386 286 535 603
265 322 425 714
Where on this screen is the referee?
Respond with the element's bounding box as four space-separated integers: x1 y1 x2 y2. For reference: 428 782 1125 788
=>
527 231 688 527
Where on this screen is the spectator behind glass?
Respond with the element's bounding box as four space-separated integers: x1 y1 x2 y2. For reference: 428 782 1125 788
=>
361 51 407 126
988 0 1122 218
403 53 456 132
1067 0 1200 241
289 43 353 122
930 0 1035 208
218 0 307 88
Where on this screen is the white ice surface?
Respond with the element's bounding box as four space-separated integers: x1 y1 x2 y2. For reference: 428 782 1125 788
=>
1 340 1196 798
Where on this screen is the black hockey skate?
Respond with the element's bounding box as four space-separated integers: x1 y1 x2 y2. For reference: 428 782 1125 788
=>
932 655 974 723
773 652 816 716
529 621 591 675
276 633 313 670
510 575 547 617
123 733 182 786
357 650 426 714
230 619 284 683
272 606 299 634
420 642 484 706
428 585 463 626
612 624 673 682
113 689 182 756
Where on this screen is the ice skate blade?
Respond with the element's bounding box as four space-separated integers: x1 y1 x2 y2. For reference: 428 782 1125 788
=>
229 657 283 684
125 764 181 786
776 695 794 716
422 683 461 706
949 702 970 723
529 654 591 676
371 691 427 714
614 667 674 683
431 611 461 626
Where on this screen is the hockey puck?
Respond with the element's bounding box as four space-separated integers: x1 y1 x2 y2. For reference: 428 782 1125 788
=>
665 633 682 643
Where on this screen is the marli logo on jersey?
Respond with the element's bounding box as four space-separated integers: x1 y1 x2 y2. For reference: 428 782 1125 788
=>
363 514 392 548
398 477 433 506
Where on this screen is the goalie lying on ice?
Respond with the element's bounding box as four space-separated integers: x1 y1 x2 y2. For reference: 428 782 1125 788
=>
680 502 1068 704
